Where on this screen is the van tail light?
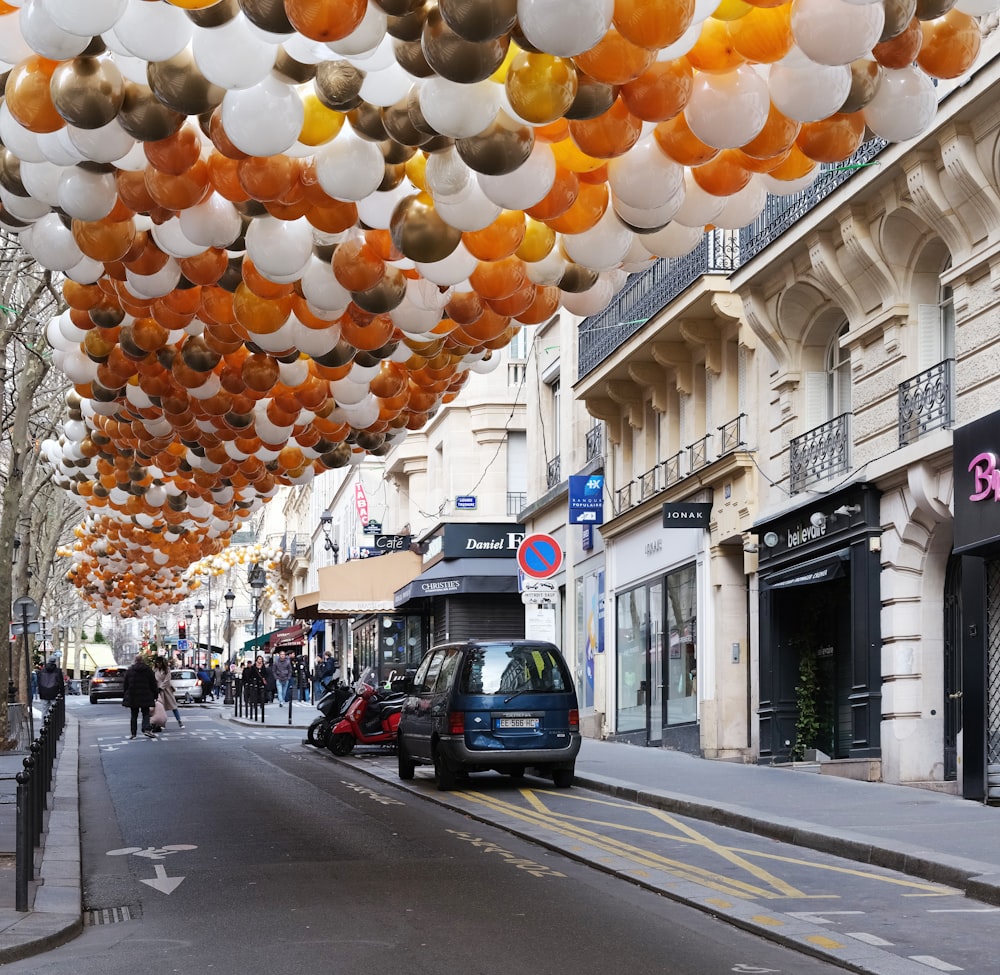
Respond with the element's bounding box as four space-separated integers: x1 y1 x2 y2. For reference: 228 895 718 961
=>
447 711 465 735
568 709 579 732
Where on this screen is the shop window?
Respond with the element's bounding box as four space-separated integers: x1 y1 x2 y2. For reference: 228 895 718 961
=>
616 587 647 734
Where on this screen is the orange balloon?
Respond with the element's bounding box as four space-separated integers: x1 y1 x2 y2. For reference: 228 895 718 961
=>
525 164 580 221
620 59 694 123
469 256 527 301
116 171 157 215
767 144 816 181
917 10 981 81
462 210 526 261
574 28 655 86
145 125 202 175
5 57 63 133
726 4 793 63
873 18 922 70
72 219 137 263
207 152 250 202
544 181 609 235
691 150 752 196
339 312 395 351
179 248 228 286
332 237 385 292
613 0 695 49
238 154 300 203
795 112 866 164
487 282 537 318
284 0 366 41
512 285 560 325
144 159 212 211
568 98 643 159
740 102 799 159
686 17 747 73
242 259 294 299
242 353 280 393
654 114 719 166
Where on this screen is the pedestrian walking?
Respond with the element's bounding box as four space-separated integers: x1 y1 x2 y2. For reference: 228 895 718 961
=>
122 653 158 739
295 656 310 702
30 663 40 701
153 656 184 729
36 656 65 713
272 649 292 704
312 656 326 702
198 664 214 701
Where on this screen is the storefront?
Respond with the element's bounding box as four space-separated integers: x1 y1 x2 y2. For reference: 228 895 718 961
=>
610 505 708 751
952 412 1000 801
351 613 426 683
754 486 882 765
394 522 525 645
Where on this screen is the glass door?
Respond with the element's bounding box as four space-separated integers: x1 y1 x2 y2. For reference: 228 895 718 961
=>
648 582 664 744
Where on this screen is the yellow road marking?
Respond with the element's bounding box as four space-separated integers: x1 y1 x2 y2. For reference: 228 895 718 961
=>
806 935 846 949
751 915 785 927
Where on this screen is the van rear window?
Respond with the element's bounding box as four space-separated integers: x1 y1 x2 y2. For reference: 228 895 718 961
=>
460 644 570 696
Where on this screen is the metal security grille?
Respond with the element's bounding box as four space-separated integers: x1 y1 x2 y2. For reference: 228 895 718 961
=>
986 561 1000 766
86 906 134 925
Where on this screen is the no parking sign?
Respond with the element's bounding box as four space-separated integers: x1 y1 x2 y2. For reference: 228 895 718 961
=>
516 533 563 579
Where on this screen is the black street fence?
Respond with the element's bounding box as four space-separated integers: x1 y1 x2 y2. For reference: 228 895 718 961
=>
15 694 66 912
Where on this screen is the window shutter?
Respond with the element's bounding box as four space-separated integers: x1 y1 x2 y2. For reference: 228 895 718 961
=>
917 303 942 371
804 371 828 429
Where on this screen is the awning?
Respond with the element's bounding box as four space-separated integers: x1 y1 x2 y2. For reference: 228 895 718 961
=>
242 630 274 653
268 624 308 651
761 549 850 590
394 557 519 607
292 550 423 619
309 620 325 637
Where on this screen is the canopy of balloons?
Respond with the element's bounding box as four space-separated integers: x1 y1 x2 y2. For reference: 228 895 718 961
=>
5 0 989 614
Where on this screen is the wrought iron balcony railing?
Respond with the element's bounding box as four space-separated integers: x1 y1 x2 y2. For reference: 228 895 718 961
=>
546 455 561 490
789 414 851 494
585 424 603 462
718 413 745 456
507 491 527 516
578 140 889 380
687 434 712 473
898 359 954 447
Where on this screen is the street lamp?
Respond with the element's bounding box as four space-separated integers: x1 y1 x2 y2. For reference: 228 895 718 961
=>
249 564 266 647
184 612 193 665
194 599 204 669
320 509 339 563
224 589 235 664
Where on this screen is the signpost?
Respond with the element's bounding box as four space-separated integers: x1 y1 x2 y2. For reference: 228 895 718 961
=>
516 533 563 580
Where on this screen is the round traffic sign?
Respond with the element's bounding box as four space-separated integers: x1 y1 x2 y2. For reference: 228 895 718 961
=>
517 533 563 579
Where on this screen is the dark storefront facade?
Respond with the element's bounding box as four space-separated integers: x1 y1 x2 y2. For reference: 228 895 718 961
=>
394 523 526 645
755 486 882 765
953 412 1000 801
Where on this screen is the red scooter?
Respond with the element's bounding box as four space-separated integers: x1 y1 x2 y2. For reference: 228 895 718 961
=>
326 671 406 756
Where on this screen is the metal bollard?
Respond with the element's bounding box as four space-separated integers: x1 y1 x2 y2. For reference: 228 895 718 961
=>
29 742 42 841
22 754 37 849
15 770 31 912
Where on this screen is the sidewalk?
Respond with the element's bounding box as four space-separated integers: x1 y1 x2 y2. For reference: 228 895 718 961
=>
2 701 999 965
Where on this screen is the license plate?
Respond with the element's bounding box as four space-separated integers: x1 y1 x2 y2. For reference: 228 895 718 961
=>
496 717 539 729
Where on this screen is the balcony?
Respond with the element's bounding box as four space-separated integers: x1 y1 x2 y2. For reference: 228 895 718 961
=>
546 456 562 490
687 434 712 474
898 359 954 447
585 424 604 463
578 140 888 380
789 414 851 494
718 414 745 456
507 491 527 516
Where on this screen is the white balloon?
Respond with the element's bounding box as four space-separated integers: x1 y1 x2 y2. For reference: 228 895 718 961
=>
560 207 635 272
19 160 65 206
326 1 386 56
57 168 117 220
684 66 770 150
151 218 210 259
40 0 127 36
36 128 85 167
759 171 817 196
791 0 884 67
300 256 351 314
111 0 192 62
355 182 411 230
0 10 34 65
712 178 767 229
221 77 302 156
478 142 556 210
19 0 91 61
66 119 135 163
245 216 313 279
0 102 46 163
608 136 684 209
23 214 83 270
768 55 852 123
415 243 478 286
179 193 242 248
614 196 682 231
192 15 276 90
0 186 50 221
673 172 726 228
426 148 474 201
434 182 502 232
315 130 385 202
640 221 704 259
125 258 181 299
517 0 613 58
863 67 937 143
358 62 412 108
419 77 501 140
560 276 615 317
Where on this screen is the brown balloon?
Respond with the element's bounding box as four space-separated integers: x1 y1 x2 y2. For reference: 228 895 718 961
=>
318 443 353 468
915 0 956 17
237 0 294 33
438 0 517 42
387 2 434 42
559 264 599 293
405 86 439 136
390 193 463 262
351 267 408 313
180 335 222 373
393 38 435 78
0 150 25 197
375 0 427 15
421 8 510 84
455 110 534 175
380 92 430 146
380 139 416 165
273 47 318 84
840 60 882 113
50 57 125 130
186 0 240 28
348 101 389 141
147 48 226 116
378 162 408 191
565 74 620 121
313 341 358 368
117 82 186 142
880 0 918 40
315 61 365 112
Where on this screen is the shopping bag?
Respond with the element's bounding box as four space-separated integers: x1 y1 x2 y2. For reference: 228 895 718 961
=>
151 699 167 728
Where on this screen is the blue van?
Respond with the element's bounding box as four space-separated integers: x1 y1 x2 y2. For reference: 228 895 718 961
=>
396 640 581 790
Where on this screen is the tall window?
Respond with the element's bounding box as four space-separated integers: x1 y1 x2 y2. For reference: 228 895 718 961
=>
804 322 851 430
917 283 955 370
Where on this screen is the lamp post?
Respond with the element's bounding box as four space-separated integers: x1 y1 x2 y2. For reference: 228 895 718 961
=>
184 612 193 665
194 599 204 669
320 509 339 563
249 564 266 719
224 588 235 705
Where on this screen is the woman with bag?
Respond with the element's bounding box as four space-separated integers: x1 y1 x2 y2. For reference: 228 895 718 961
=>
153 656 183 730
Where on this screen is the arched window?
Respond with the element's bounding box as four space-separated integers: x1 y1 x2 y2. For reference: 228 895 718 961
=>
804 322 851 430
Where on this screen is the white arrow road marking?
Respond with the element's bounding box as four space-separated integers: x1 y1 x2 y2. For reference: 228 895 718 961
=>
786 911 865 925
141 865 185 895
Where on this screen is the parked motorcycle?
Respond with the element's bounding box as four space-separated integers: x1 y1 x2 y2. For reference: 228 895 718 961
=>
326 670 406 756
306 674 353 748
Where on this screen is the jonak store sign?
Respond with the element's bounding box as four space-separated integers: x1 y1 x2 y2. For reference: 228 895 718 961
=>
954 412 1000 554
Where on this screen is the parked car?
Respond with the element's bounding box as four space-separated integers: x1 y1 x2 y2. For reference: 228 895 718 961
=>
89 666 126 704
171 669 203 704
397 640 581 791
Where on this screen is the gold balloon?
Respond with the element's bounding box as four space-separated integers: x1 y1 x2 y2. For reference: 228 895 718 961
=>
0 150 25 197
438 0 517 42
348 102 388 141
387 2 434 41
915 0 956 17
313 341 357 368
318 443 353 468
375 0 426 16
50 57 125 130
147 48 226 116
314 61 365 112
274 47 318 84
455 110 534 175
394 38 435 77
559 264 598 293
881 0 917 40
185 0 240 28
118 82 186 142
564 74 619 121
840 60 882 114
390 193 463 262
237 0 294 33
352 267 408 313
381 100 433 147
421 8 510 84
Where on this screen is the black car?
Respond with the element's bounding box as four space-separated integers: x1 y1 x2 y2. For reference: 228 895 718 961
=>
89 666 126 704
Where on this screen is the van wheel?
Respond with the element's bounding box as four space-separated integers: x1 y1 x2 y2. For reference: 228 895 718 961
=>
552 767 574 788
433 748 457 791
89 696 97 705
397 740 416 781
